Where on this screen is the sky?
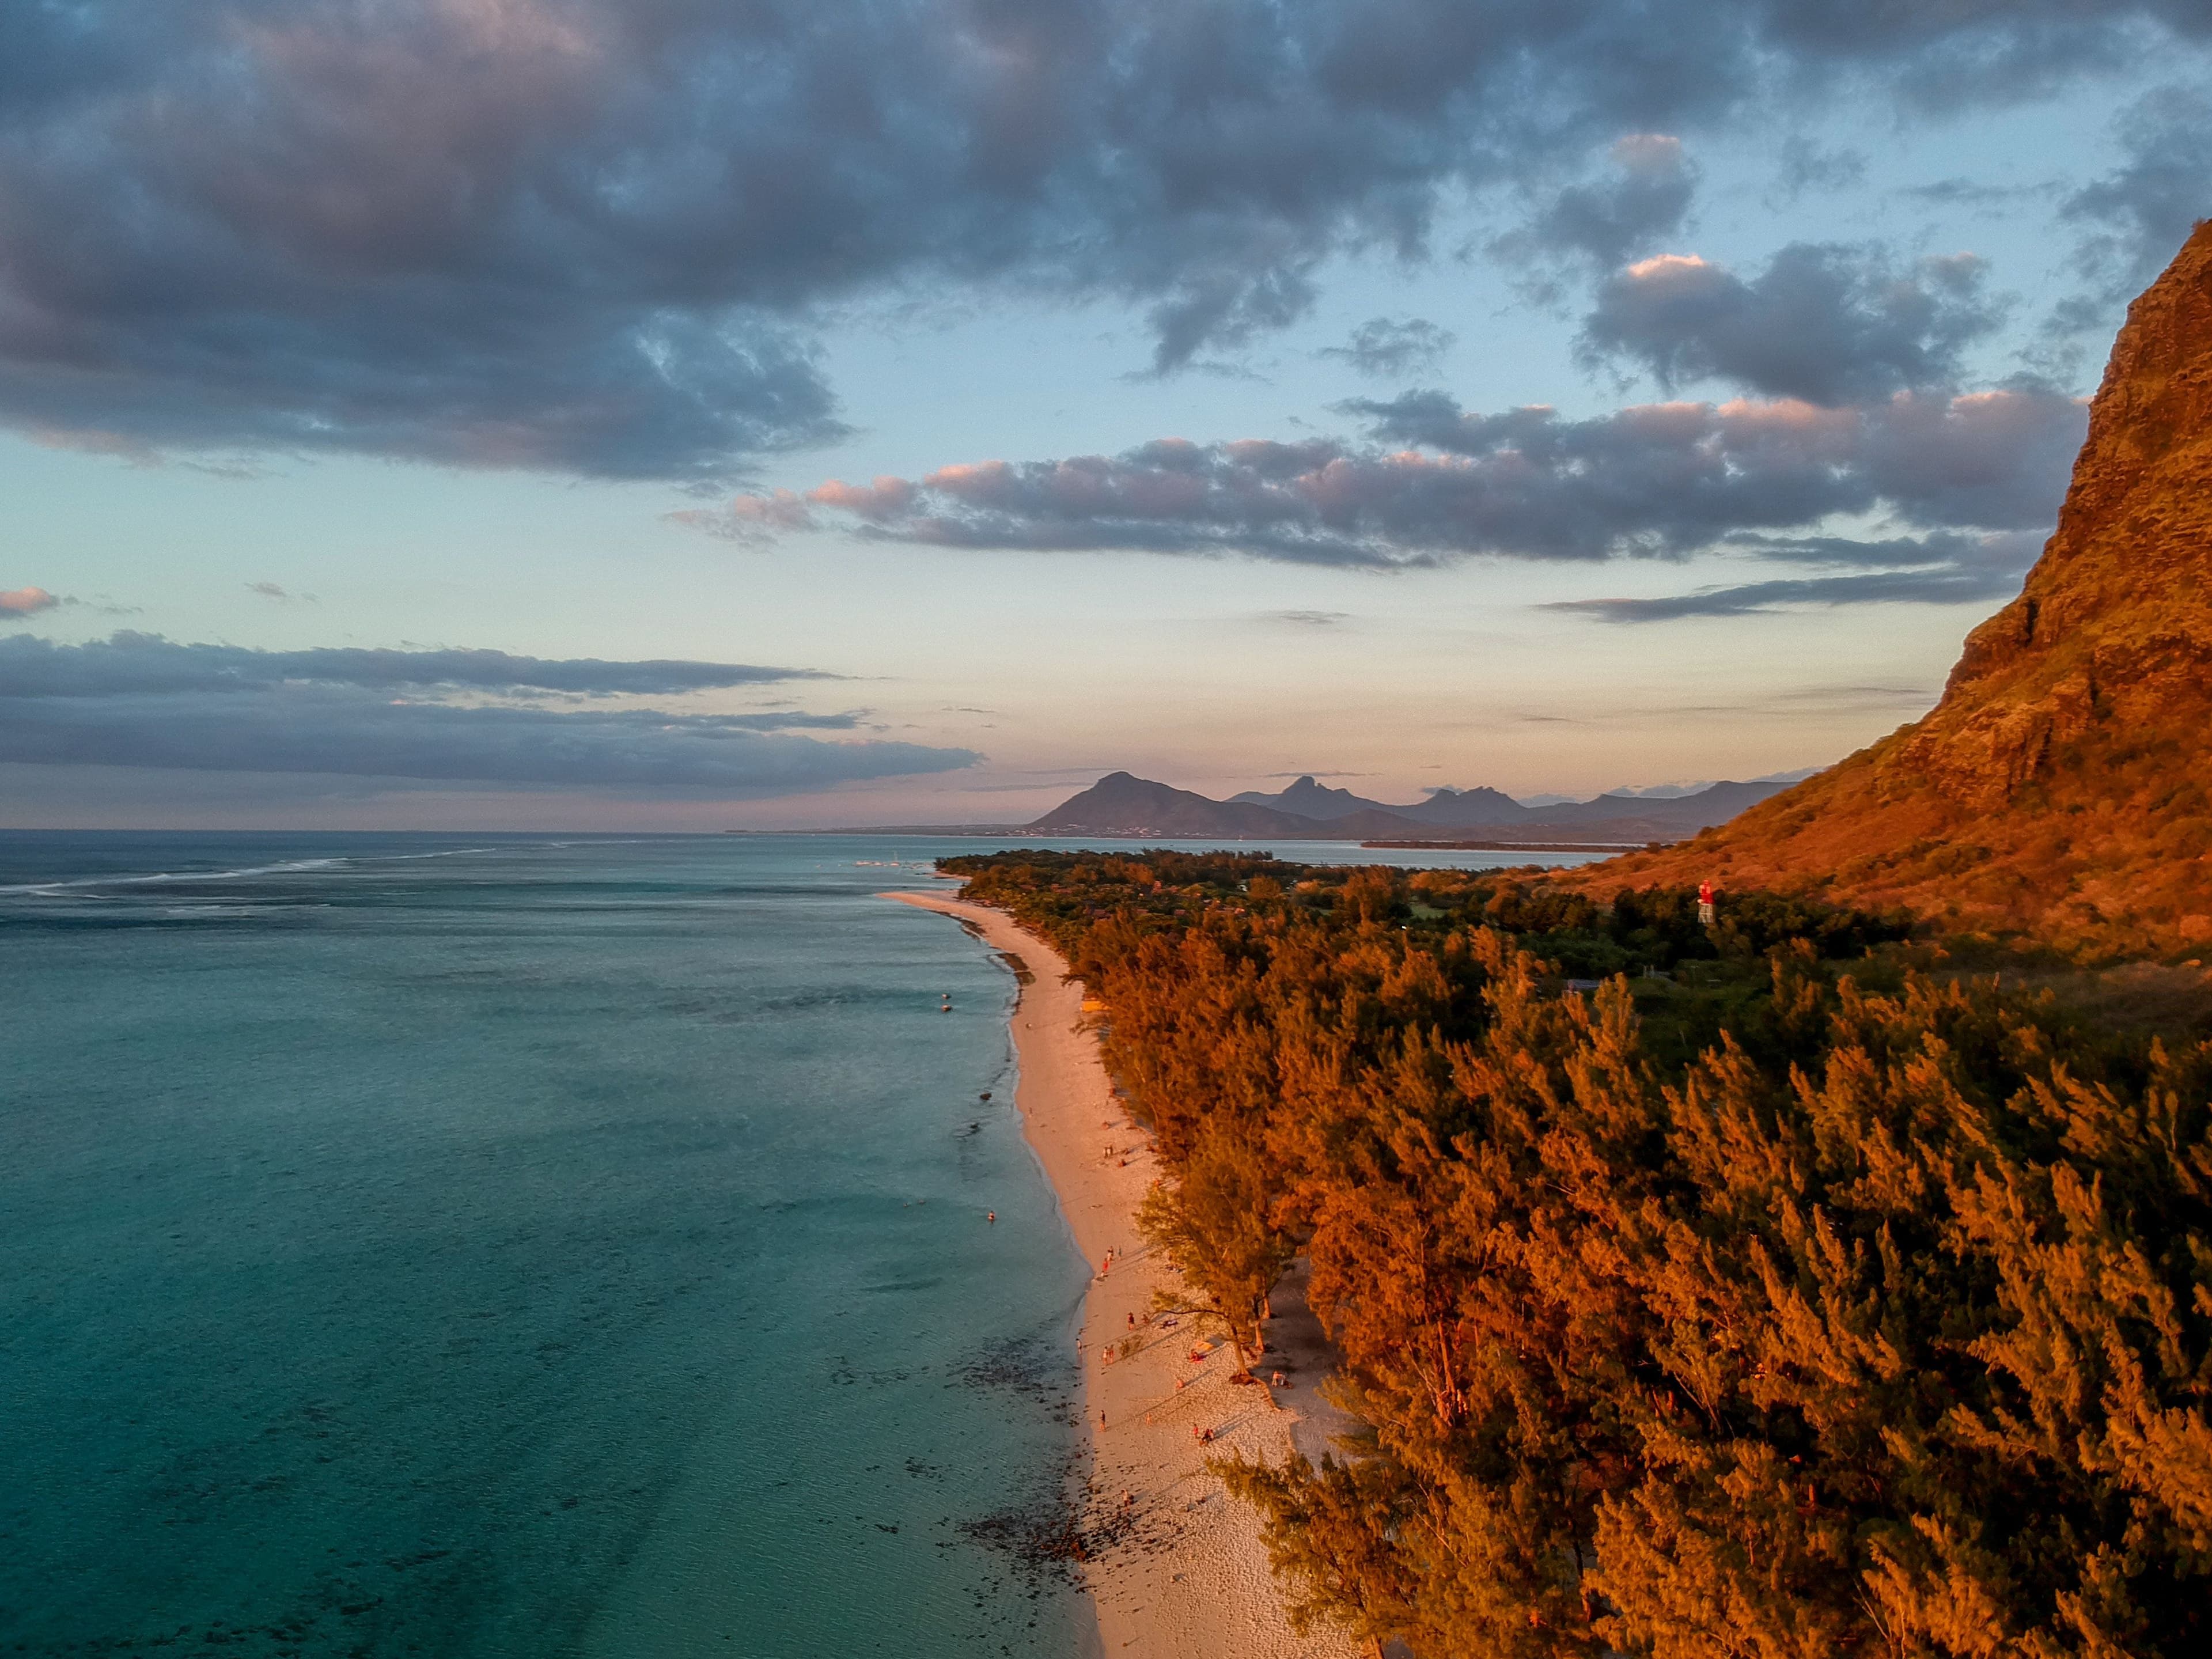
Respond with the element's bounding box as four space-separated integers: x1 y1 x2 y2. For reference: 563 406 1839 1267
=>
3 0 2209 830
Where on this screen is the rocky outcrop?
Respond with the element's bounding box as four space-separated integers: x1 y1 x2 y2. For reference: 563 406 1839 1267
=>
1577 224 2212 961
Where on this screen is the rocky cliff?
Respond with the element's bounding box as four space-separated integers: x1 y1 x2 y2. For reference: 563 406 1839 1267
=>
1581 223 2212 961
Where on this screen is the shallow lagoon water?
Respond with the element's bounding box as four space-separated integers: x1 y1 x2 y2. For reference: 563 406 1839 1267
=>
2 834 1103 1658
0 831 1594 1657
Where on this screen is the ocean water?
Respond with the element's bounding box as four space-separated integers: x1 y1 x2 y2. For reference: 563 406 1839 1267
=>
1 833 1105 1659
0 831 1593 1658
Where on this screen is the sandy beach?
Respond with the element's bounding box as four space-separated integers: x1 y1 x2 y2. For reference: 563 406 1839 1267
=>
888 888 1359 1659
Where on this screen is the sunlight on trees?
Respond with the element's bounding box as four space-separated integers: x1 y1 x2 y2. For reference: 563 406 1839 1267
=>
946 850 2212 1658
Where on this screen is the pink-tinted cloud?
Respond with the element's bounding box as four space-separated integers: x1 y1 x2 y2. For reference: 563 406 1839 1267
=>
807 476 916 518
1 586 60 618
687 382 2085 574
665 488 818 541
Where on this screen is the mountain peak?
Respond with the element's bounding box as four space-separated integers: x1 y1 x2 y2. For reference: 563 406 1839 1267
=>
1229 775 1394 819
1029 772 1786 842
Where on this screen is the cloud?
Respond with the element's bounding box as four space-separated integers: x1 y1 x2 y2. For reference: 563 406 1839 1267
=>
1347 382 2084 533
1771 137 1867 203
1 586 59 618
1320 318 1457 380
1578 243 2007 404
1902 178 2061 209
1263 609 1353 627
705 384 2084 567
1721 528 2048 567
0 693 975 792
0 632 835 700
1542 528 2043 622
1495 135 1700 275
0 3 2202 479
2063 83 2212 299
0 632 974 794
1546 567 2021 623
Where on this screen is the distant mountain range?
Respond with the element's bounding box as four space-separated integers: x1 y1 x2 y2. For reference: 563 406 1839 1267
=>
1024 771 1790 844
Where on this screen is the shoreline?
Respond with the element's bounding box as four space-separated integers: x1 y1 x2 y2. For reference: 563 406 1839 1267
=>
885 888 1358 1659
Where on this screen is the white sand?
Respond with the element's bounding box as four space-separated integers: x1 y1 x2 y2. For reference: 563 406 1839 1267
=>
887 889 1359 1659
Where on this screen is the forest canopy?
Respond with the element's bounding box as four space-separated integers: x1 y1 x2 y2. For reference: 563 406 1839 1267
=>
941 849 2212 1659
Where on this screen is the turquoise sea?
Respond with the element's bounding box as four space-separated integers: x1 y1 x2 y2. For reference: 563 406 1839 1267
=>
0 832 1596 1657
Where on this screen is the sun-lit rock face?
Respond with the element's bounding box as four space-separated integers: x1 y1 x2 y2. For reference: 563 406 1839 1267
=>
1581 223 2212 960
1913 222 2212 812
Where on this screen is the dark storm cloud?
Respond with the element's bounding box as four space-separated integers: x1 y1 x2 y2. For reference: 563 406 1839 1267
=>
0 632 831 699
1578 244 2006 404
718 384 2084 566
0 633 974 793
1321 317 1457 379
0 1 2199 480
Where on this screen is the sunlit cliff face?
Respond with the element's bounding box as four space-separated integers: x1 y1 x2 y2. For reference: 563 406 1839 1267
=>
1584 225 2212 960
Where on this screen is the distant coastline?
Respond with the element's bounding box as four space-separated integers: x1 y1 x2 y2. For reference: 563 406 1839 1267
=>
725 769 1786 845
